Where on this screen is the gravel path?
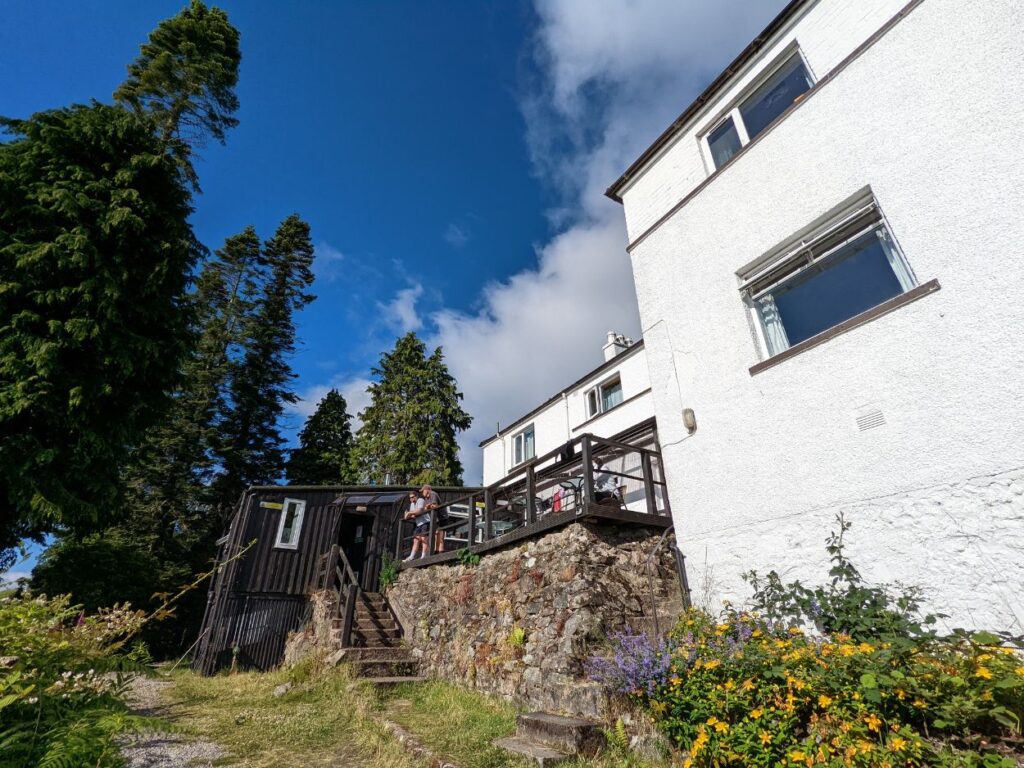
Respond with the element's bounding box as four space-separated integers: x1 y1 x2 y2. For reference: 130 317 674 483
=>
119 676 226 768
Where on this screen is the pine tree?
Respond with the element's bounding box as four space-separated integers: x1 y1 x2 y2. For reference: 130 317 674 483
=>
286 390 355 485
0 104 199 542
114 0 240 184
212 215 315 513
351 333 472 486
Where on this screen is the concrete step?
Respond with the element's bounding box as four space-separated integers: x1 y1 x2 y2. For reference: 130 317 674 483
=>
350 659 419 678
363 675 428 689
492 736 571 767
516 711 605 756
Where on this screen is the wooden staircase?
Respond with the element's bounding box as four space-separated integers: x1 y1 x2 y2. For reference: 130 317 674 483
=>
317 547 424 687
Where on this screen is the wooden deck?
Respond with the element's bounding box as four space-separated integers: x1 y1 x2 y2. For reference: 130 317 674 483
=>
398 502 671 570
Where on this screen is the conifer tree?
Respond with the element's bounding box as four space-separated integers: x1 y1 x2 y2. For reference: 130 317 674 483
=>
351 333 472 486
286 390 355 485
212 215 315 513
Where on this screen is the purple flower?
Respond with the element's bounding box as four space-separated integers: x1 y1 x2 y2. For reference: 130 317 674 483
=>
586 631 674 697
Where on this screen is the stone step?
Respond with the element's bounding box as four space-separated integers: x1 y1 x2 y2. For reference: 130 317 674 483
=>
350 659 419 678
363 675 428 689
337 647 413 662
516 711 605 756
492 736 571 767
350 629 403 646
333 616 400 632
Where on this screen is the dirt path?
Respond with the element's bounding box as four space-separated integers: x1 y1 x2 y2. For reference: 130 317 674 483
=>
119 676 226 768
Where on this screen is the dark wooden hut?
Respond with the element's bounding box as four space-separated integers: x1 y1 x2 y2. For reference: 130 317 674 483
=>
194 484 474 674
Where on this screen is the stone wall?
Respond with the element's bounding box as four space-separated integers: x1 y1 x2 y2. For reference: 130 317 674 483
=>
387 521 684 718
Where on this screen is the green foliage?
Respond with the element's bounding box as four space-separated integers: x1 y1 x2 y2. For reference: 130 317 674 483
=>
0 594 159 768
378 554 399 591
604 717 631 752
286 389 355 485
351 332 472 485
744 513 942 642
506 626 526 649
114 0 240 184
456 547 481 567
597 522 1024 767
0 103 198 542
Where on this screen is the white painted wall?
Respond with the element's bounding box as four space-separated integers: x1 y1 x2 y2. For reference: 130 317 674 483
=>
619 0 909 241
481 343 654 485
621 0 1024 631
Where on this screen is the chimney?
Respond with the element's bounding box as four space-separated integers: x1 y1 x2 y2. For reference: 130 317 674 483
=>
602 331 633 361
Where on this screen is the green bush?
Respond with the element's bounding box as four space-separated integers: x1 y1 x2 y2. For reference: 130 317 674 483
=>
0 594 156 767
590 519 1024 767
456 547 481 567
378 553 399 590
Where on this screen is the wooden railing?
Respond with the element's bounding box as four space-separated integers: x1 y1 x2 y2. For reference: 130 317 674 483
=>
319 543 359 647
395 432 670 561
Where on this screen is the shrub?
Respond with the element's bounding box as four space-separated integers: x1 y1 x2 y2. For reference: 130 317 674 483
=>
378 554 399 590
0 594 156 767
456 547 481 567
588 519 1024 767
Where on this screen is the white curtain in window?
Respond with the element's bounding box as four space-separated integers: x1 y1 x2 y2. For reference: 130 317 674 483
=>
757 294 790 355
524 429 535 460
876 226 914 291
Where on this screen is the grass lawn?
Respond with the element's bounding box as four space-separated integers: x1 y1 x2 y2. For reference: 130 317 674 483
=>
165 662 424 767
162 663 674 767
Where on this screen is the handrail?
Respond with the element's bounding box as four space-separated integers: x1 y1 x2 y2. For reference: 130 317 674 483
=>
322 544 360 648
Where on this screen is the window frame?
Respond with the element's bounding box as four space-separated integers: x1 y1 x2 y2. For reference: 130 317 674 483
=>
739 192 918 361
273 497 306 550
700 46 814 171
585 375 624 419
512 424 535 467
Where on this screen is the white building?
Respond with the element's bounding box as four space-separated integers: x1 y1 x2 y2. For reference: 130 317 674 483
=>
480 332 653 486
607 0 1024 631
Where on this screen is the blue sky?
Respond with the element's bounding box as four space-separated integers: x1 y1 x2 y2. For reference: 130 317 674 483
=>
2 0 785 578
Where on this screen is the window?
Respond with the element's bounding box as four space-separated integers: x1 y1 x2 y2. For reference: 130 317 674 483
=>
513 425 535 466
704 50 814 170
586 376 624 419
740 196 916 357
274 498 305 549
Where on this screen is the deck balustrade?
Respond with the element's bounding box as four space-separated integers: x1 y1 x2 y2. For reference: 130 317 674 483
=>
396 432 671 568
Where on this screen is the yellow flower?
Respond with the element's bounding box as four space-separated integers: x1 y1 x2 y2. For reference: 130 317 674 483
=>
670 676 682 687
706 716 719 725
1016 666 1024 677
818 694 833 708
750 708 764 719
894 688 907 700
975 666 993 680
742 678 755 691
723 679 735 691
683 761 692 768
912 698 927 709
839 644 857 657
704 659 721 670
890 736 907 752
859 740 874 754
858 642 874 653
716 622 730 633
713 720 729 733
866 714 882 732
977 653 993 662
759 730 772 745
790 750 807 762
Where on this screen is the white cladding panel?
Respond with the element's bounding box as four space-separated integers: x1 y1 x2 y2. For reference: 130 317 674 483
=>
620 0 909 240
480 346 653 485
622 0 1024 631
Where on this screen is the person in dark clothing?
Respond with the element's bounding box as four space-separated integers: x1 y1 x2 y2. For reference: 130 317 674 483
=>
420 484 446 553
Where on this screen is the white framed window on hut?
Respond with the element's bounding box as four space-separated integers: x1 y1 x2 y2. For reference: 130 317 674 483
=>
513 424 535 466
273 498 306 549
740 192 917 359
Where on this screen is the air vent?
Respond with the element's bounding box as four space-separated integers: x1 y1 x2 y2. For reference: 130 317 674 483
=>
855 409 886 432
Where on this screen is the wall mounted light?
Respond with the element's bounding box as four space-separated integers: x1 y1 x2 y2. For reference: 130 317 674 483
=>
682 408 697 434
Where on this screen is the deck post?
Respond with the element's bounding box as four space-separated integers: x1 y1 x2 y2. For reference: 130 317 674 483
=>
526 465 537 524
427 508 437 556
641 451 656 515
484 488 494 540
580 435 595 506
341 583 357 647
468 494 477 547
395 518 403 561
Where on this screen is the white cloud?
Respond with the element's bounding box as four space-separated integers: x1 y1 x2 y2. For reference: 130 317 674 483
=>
291 376 373 428
429 0 785 484
444 222 471 248
312 241 346 282
378 284 424 334
0 570 30 587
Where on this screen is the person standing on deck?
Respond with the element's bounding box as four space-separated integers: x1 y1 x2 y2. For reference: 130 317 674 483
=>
403 491 429 561
420 484 446 553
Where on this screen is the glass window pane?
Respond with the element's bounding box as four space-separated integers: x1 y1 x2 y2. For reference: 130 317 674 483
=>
708 117 742 169
524 428 535 460
587 389 599 417
761 226 904 349
601 380 623 411
739 54 813 140
280 503 298 544
514 435 522 464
